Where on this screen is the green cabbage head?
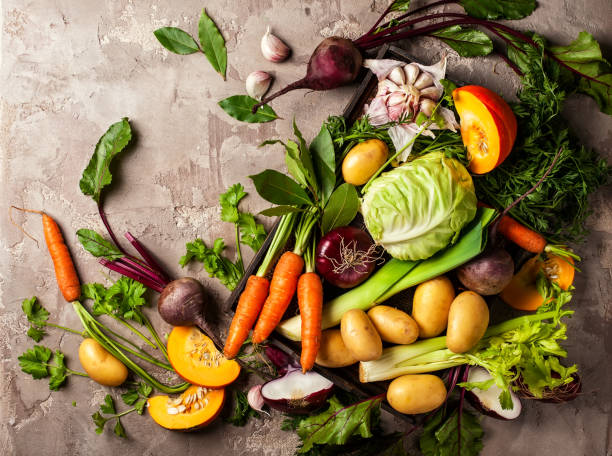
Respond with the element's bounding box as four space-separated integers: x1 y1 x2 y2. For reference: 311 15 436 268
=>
361 152 477 261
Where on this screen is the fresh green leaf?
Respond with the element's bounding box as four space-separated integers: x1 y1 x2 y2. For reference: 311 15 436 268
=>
27 326 46 342
18 345 52 379
293 120 319 196
154 27 200 54
48 350 67 391
92 411 107 434
77 229 124 260
134 398 147 415
238 213 266 252
284 140 311 189
259 206 304 217
549 31 612 115
250 169 313 206
431 25 494 57
179 238 242 290
113 419 126 438
296 395 383 452
389 0 411 12
226 390 259 426
219 95 278 123
197 8 227 79
321 183 359 234
310 125 336 205
101 394 116 415
220 183 247 223
79 118 132 203
121 390 140 406
22 297 49 326
420 407 483 456
138 382 153 398
461 0 536 20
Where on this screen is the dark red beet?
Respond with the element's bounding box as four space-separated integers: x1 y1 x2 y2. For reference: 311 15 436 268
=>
253 37 362 111
316 226 378 289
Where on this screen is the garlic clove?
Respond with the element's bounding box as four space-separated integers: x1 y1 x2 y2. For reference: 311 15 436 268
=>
388 67 406 86
420 98 436 117
413 72 434 90
420 86 442 100
387 91 407 107
247 384 268 414
377 79 399 96
388 103 407 121
261 26 290 63
246 71 273 100
403 63 420 85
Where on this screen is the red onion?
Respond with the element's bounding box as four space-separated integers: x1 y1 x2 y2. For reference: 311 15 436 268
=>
316 226 378 288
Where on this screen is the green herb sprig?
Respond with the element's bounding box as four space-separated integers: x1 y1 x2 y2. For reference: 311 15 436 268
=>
92 383 153 438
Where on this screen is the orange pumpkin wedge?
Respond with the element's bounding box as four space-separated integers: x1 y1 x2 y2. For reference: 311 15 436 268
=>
167 326 240 388
500 255 575 311
453 85 517 174
148 385 225 431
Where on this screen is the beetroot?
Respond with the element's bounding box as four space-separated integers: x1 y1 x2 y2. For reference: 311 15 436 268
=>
253 37 362 111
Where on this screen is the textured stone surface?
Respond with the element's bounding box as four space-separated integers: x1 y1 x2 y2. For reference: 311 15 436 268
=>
1 1 611 455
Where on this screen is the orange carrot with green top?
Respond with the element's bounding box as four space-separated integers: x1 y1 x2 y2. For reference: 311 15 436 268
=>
297 240 323 372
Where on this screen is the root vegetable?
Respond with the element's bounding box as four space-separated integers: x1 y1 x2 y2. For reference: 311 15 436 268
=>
465 367 522 419
315 329 358 368
387 374 447 415
367 306 419 345
340 309 382 362
341 139 389 186
78 338 128 387
411 276 455 338
158 278 209 329
446 291 489 354
456 248 514 295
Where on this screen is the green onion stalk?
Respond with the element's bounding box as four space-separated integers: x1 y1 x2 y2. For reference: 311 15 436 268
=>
73 301 189 394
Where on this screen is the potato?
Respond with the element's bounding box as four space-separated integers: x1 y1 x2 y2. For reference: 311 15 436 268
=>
342 139 389 186
79 338 128 387
315 329 358 368
340 309 382 361
387 374 447 414
412 275 455 338
367 306 419 345
446 291 489 353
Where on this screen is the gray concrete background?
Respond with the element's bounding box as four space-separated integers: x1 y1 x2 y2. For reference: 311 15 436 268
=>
1 0 610 455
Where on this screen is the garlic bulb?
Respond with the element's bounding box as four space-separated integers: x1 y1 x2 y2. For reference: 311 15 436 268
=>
246 71 272 100
261 27 290 63
362 56 459 163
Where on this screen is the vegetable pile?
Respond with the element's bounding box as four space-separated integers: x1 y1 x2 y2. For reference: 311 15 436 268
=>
10 0 611 454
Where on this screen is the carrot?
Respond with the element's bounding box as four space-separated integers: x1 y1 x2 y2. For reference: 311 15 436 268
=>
223 275 270 359
252 251 304 344
10 207 81 302
297 272 323 372
497 215 547 253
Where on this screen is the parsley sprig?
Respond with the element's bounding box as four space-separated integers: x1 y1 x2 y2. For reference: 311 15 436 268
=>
180 183 266 291
18 345 87 390
22 297 85 342
92 383 153 438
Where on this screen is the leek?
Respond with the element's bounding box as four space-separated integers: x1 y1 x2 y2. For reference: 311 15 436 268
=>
276 208 496 341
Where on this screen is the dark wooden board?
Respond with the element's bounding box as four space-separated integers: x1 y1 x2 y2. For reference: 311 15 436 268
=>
223 45 430 423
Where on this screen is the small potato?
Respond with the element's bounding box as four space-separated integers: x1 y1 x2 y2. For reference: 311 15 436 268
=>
340 309 382 361
412 276 455 338
315 329 358 368
387 374 447 414
79 338 128 387
446 291 489 353
367 306 419 345
342 139 389 186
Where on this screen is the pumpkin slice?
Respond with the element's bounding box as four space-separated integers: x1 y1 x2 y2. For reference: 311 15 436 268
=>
148 385 225 431
167 326 240 387
500 255 575 311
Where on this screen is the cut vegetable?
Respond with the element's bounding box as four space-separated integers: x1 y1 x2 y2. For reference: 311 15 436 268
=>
500 255 574 311
465 368 522 419
167 326 240 388
453 85 517 174
148 385 225 431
